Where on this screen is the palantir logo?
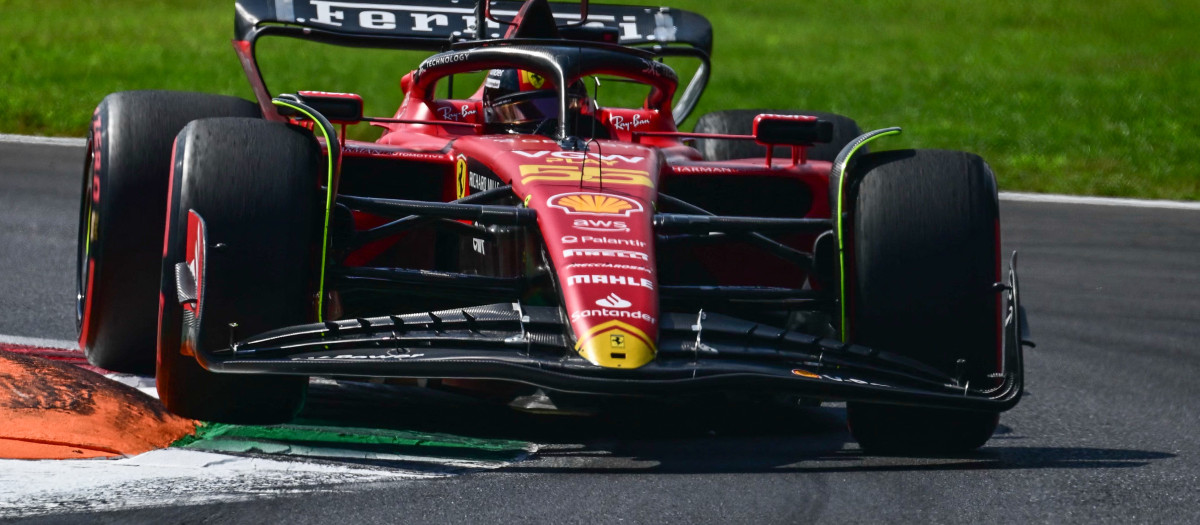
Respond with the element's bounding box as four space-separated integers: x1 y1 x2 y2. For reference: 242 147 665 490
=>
596 293 632 309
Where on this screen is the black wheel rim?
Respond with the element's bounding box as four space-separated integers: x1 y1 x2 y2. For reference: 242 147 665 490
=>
76 138 96 330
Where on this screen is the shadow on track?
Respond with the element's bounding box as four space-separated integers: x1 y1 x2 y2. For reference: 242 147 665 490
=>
296 380 1175 475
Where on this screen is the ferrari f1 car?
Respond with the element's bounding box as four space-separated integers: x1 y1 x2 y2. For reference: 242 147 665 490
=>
77 0 1028 453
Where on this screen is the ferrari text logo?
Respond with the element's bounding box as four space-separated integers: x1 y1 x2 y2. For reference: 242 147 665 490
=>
302 1 648 40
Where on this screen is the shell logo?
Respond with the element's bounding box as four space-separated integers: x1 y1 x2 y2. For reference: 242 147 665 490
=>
548 192 645 216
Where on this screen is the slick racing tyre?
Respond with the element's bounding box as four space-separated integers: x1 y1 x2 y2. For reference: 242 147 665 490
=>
78 91 260 374
841 149 1002 454
692 109 863 162
157 117 316 423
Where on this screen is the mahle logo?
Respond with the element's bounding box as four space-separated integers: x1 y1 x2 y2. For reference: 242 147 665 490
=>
549 192 644 216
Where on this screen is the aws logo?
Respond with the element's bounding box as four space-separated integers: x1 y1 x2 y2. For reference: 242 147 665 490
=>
548 192 645 216
573 219 627 232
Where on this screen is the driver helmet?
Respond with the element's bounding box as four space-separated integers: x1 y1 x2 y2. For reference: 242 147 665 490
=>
483 68 589 132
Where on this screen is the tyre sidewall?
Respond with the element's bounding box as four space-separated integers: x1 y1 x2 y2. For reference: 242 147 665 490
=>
843 149 1002 453
157 117 316 424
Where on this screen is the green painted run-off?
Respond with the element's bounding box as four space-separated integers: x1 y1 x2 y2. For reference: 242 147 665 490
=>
172 422 535 464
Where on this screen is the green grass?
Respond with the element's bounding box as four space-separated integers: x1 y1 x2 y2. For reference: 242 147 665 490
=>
2 0 1198 199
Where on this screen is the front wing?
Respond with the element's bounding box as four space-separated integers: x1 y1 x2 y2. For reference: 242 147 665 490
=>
195 256 1026 412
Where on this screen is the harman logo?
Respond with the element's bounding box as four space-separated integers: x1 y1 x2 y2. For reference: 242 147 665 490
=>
549 192 644 216
596 293 632 308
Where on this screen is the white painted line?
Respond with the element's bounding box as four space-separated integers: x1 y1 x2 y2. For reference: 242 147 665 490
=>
1000 191 1200 211
0 133 86 147
104 373 159 398
0 448 436 518
0 334 79 351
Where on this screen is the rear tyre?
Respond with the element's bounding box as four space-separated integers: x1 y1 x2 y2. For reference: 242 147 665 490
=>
157 117 316 423
841 149 1002 454
77 91 260 374
692 109 863 162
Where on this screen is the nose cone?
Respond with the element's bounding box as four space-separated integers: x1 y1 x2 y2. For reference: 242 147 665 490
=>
498 143 663 370
574 320 656 369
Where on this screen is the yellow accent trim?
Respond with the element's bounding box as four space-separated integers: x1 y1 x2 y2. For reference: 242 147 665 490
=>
573 320 656 369
520 165 653 188
573 319 654 349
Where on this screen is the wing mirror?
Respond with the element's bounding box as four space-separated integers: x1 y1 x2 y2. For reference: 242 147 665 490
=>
753 114 833 146
277 91 364 124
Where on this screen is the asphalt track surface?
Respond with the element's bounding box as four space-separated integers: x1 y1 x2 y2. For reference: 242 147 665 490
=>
2 140 1198 523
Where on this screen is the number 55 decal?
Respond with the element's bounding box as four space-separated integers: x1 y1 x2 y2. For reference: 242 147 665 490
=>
520 165 654 188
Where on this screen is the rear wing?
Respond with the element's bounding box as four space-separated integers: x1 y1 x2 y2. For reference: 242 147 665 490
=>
233 0 712 122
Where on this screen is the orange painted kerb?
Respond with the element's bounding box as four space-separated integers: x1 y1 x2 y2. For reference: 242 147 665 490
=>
0 349 196 459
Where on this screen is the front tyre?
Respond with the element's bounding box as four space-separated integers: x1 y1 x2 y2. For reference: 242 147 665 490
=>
157 117 317 423
841 149 1003 454
77 91 260 374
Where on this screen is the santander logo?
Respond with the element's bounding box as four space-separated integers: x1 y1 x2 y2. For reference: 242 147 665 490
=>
595 293 632 309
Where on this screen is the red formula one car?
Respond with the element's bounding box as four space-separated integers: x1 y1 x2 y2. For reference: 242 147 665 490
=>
77 0 1027 452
